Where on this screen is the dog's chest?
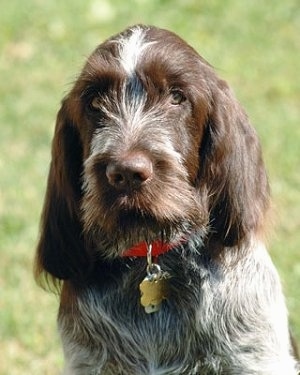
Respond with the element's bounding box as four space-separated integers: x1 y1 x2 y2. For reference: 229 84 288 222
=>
59 260 220 374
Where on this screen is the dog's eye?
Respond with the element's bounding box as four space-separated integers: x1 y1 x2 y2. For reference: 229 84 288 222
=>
90 96 102 111
170 90 186 105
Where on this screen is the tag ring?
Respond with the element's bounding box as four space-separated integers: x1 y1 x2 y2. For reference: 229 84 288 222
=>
147 243 153 268
146 243 162 280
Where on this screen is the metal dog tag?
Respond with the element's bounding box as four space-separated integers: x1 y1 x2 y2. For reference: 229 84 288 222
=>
139 275 168 314
138 243 170 314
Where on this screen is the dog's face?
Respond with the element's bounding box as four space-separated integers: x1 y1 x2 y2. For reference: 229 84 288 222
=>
76 27 213 254
36 25 269 281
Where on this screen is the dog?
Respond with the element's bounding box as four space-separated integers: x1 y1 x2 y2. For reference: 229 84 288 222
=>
35 25 299 374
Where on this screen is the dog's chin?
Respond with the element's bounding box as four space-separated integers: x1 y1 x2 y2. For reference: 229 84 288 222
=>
86 208 200 258
82 184 208 258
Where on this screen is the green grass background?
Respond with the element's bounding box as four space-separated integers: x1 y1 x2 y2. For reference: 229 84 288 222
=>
0 0 299 373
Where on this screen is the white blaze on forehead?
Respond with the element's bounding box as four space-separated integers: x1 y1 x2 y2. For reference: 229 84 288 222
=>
118 27 153 75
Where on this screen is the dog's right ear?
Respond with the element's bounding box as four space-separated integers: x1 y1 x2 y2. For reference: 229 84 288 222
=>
35 99 90 289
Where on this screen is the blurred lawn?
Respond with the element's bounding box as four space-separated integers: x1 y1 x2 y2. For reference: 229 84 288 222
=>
0 0 299 373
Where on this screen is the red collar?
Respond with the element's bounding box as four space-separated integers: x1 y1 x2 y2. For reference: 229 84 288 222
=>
122 240 175 257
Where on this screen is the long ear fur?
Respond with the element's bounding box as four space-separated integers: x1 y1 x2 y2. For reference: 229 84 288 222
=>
200 79 270 247
35 100 90 288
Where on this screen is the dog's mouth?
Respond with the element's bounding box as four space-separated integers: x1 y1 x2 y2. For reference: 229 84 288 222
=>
102 188 200 234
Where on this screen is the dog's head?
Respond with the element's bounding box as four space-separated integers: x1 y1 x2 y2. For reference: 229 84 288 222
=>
35 25 269 284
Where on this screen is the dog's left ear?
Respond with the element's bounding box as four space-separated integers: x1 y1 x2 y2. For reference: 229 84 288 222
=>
199 79 270 247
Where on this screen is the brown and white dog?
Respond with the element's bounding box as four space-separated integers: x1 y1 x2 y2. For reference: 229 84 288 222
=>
35 25 299 374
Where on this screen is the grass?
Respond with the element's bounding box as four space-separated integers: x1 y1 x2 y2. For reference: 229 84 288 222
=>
0 0 299 373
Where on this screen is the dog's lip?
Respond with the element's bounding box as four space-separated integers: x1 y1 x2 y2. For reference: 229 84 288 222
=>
113 185 145 196
111 191 151 212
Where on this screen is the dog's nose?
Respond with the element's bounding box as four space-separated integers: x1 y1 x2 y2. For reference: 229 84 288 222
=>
106 153 153 190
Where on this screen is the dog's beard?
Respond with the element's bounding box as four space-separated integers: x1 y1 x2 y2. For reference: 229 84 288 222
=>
81 180 208 258
85 214 190 258
84 213 206 259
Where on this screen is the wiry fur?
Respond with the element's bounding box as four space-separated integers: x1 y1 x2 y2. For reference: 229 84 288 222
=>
35 25 299 374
